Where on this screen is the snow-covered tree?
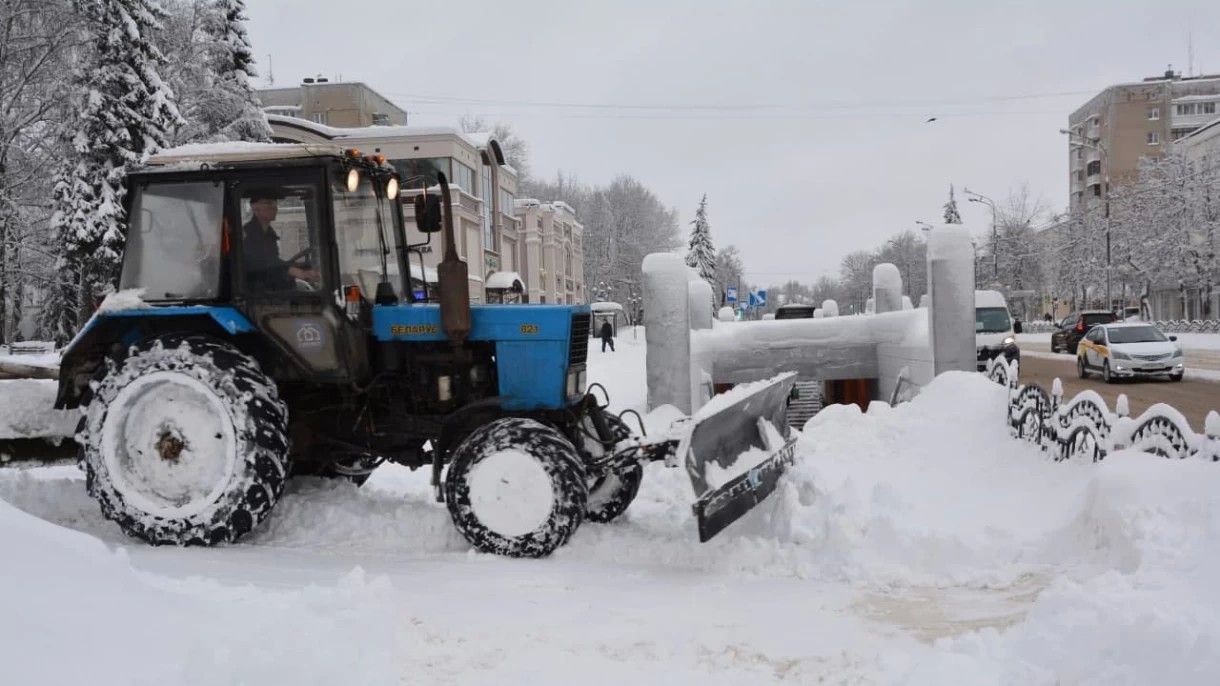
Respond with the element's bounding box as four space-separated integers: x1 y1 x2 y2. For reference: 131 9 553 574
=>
685 194 716 283
161 0 269 145
0 0 78 343
43 0 182 338
712 245 744 306
943 185 962 224
460 115 531 181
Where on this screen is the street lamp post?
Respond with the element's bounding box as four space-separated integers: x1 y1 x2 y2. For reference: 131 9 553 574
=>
1060 128 1111 311
963 188 999 287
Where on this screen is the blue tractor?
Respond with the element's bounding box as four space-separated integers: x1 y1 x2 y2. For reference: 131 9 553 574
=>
53 143 796 556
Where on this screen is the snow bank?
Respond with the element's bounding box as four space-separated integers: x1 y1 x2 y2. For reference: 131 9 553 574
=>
914 452 1220 684
0 380 78 440
0 491 402 685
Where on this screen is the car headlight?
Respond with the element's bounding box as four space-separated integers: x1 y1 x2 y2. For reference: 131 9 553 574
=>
1112 351 1130 360
1172 347 1183 358
1002 336 1015 346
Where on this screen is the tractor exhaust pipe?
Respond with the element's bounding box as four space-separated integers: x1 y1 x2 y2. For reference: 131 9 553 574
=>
436 172 471 347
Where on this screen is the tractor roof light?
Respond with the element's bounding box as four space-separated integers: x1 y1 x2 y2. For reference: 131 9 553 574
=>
385 176 399 199
345 168 360 192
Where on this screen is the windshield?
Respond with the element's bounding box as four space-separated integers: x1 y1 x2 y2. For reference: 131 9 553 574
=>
1106 326 1168 344
120 181 224 300
975 307 1011 333
333 176 404 300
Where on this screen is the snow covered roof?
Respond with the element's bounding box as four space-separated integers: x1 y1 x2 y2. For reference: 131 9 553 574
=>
1172 94 1220 102
146 142 345 166
267 114 481 148
1180 115 1220 143
485 271 524 291
590 301 624 312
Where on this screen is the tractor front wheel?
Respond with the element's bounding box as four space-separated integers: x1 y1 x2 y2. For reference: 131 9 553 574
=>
78 335 289 545
444 418 588 557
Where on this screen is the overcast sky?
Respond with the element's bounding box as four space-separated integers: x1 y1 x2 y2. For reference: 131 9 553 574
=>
246 0 1220 286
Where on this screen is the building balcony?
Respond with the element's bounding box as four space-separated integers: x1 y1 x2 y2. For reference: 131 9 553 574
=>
1087 173 1101 186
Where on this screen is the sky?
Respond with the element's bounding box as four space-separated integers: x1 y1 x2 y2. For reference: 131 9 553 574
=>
245 0 1220 286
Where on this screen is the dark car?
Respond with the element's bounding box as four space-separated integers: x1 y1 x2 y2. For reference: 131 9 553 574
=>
775 304 815 319
1050 310 1118 354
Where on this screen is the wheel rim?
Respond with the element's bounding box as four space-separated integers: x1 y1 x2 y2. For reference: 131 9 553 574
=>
467 449 555 538
100 371 237 518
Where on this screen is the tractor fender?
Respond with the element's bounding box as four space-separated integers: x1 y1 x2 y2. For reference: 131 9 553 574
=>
436 397 508 459
56 307 254 409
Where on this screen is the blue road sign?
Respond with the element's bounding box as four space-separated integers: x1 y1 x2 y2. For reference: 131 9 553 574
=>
726 286 738 303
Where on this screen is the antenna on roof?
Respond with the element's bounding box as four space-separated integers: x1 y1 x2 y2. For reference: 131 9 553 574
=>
1188 31 1194 77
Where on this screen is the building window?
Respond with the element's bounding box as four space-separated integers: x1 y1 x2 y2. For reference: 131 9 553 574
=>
481 164 495 252
1148 107 1160 120
1075 148 1083 160
1147 131 1160 145
1092 185 1102 197
450 161 475 192
1172 127 1198 141
312 112 326 124
500 189 515 219
1086 160 1101 176
1204 102 1217 115
371 113 390 125
390 158 448 189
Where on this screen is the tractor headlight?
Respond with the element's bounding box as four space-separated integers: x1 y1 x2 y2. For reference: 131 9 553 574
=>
346 168 360 193
385 176 399 199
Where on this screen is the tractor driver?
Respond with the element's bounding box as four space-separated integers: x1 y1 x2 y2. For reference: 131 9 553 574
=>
243 190 319 290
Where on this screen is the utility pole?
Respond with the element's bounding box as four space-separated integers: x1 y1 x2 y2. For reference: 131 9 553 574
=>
964 188 999 287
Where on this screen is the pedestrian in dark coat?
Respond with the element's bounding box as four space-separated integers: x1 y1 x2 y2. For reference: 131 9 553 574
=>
600 320 615 352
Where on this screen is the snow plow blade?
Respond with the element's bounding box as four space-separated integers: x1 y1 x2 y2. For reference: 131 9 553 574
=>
679 372 800 542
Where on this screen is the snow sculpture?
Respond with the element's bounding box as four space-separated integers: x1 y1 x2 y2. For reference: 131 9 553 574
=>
717 307 736 323
926 223 976 375
643 253 694 413
872 264 902 314
687 278 714 331
821 300 839 318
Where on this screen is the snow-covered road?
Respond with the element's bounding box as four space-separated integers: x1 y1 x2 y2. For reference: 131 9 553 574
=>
3 330 1218 685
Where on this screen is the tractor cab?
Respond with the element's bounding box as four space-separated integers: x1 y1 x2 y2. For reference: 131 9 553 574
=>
59 143 407 402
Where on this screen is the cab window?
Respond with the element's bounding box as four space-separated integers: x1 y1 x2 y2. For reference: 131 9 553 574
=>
238 182 322 293
120 181 224 300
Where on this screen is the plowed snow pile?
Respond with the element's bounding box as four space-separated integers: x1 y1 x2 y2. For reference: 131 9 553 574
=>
2 330 1218 684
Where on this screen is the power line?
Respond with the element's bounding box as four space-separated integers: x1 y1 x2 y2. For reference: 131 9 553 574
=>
383 88 1096 112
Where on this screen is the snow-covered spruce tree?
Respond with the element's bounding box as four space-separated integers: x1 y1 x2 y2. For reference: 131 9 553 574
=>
44 0 182 336
198 0 270 142
943 184 962 224
684 194 717 310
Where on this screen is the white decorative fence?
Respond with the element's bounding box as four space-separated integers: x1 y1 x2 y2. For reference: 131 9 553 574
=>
985 357 1220 462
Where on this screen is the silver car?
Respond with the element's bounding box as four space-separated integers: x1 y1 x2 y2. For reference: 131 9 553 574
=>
1076 323 1185 383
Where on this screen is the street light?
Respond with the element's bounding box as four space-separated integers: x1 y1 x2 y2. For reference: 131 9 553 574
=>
1060 128 1112 311
963 188 999 285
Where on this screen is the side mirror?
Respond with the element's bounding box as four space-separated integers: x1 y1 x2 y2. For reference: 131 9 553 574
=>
1170 335 1178 342
1013 320 1023 334
413 194 443 233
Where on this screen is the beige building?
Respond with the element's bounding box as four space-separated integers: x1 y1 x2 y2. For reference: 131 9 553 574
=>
1067 69 1220 211
256 80 408 128
513 200 585 304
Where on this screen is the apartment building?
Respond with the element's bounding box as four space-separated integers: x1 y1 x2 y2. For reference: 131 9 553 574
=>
513 199 585 305
256 80 408 128
1067 69 1220 211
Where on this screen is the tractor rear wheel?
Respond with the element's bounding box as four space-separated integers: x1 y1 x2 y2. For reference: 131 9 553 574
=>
444 418 588 557
78 335 289 545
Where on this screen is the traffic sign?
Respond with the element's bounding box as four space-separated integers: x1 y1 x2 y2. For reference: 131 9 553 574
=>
726 286 738 303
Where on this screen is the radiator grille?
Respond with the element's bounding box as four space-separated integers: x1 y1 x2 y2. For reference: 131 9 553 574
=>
569 313 591 366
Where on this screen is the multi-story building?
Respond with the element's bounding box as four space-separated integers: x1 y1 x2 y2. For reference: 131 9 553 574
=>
1067 69 1220 211
256 79 408 128
512 199 585 305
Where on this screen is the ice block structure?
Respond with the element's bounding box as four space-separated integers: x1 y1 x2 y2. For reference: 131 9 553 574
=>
643 224 977 415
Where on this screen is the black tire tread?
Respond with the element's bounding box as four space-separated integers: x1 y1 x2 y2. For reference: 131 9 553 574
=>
78 335 289 545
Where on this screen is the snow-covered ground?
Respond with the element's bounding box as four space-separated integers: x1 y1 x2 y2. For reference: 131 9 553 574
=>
2 329 1219 684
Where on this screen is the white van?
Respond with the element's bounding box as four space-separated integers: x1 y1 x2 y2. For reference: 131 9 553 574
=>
975 290 1021 371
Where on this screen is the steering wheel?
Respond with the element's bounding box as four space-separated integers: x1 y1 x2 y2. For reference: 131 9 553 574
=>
284 246 312 268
